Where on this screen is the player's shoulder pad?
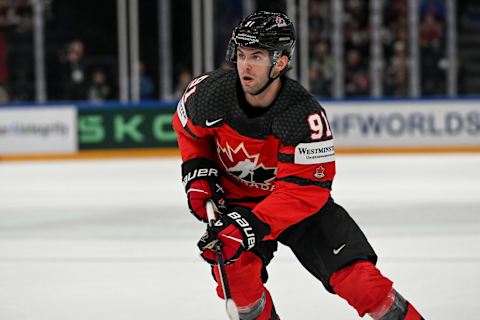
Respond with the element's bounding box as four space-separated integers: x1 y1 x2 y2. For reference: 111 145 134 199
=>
177 68 237 128
272 78 328 146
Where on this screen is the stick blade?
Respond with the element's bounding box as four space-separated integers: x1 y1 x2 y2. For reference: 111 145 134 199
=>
226 298 240 320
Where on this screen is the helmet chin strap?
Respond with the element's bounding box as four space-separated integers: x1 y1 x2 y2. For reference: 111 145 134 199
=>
250 65 277 96
250 63 289 96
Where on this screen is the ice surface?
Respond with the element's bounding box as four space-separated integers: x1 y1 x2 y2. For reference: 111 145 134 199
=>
0 154 479 319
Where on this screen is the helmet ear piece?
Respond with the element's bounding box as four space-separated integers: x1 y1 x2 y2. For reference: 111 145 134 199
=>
225 37 237 63
271 54 290 75
271 51 281 65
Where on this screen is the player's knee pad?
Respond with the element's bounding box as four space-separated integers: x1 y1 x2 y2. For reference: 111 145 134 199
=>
330 260 393 317
369 288 424 320
213 252 264 307
238 289 279 320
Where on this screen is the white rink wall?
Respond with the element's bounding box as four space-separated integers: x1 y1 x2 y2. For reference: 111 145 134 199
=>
323 99 480 150
1 99 480 159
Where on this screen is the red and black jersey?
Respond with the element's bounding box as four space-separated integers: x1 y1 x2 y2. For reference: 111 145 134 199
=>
173 68 336 239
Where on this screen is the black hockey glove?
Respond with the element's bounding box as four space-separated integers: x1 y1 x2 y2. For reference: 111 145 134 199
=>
182 158 226 222
197 207 270 265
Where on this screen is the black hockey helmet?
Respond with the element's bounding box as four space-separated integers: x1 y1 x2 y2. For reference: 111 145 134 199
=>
226 11 296 66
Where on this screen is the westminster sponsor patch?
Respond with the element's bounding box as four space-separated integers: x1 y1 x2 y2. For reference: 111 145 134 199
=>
294 139 335 164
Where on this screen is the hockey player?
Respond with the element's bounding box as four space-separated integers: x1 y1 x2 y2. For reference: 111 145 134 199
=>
173 10 424 320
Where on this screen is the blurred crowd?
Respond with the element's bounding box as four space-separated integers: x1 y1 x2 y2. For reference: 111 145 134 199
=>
58 40 155 102
0 0 471 103
308 0 447 98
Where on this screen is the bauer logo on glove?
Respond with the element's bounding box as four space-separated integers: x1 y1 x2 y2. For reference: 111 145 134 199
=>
225 211 256 250
197 207 271 265
181 158 226 223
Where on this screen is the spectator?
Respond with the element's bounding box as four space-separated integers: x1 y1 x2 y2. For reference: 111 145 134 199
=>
420 0 446 21
420 12 445 95
343 0 369 96
0 0 33 33
60 40 87 100
382 0 409 97
0 0 36 101
344 0 369 56
139 61 155 100
0 82 9 102
309 40 333 97
87 69 111 102
420 12 444 49
308 0 331 96
0 0 16 29
11 0 32 34
385 41 409 96
308 0 329 44
173 69 192 100
345 48 369 96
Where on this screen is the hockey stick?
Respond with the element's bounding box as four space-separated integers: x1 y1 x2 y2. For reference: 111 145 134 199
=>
206 201 240 320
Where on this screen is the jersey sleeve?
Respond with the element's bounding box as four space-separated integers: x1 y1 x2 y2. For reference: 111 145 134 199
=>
252 99 336 239
173 103 214 162
172 73 219 162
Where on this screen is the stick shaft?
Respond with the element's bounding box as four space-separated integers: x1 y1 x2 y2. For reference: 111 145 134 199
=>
205 201 239 320
205 200 217 226
205 201 231 299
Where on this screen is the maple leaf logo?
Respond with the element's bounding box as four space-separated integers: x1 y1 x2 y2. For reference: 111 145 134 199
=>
314 165 325 179
216 140 276 188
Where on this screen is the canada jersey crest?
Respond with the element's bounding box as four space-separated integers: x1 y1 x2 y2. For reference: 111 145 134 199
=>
216 140 277 191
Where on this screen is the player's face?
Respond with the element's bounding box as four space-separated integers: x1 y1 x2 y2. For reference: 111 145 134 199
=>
236 47 272 94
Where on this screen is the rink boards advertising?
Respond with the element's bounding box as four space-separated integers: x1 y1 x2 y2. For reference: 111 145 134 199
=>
0 99 479 160
0 106 77 156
